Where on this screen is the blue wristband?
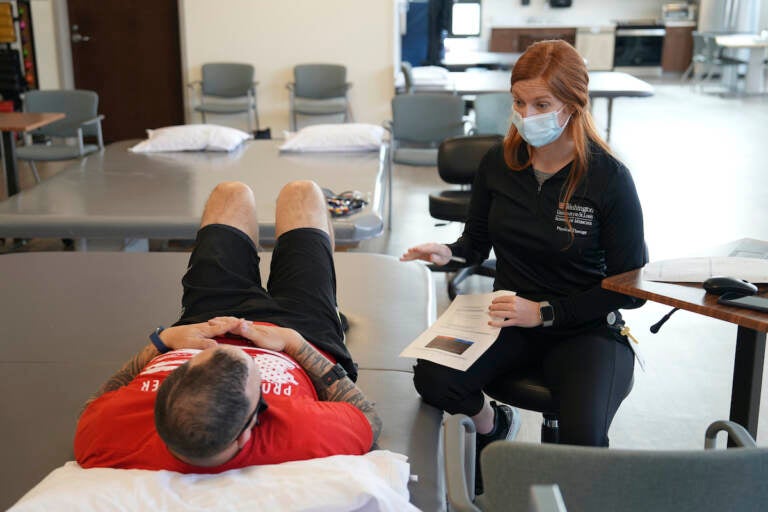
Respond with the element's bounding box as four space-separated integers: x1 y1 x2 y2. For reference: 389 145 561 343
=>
149 326 170 354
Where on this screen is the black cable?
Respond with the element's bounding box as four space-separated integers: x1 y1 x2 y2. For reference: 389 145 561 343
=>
650 307 679 333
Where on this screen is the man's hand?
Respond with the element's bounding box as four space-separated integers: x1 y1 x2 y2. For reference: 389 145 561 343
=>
159 317 243 351
208 317 303 353
487 294 542 328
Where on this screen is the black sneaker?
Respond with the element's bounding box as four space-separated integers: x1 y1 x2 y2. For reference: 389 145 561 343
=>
474 401 521 495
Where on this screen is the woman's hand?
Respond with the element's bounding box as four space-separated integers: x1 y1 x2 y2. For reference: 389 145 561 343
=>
487 294 543 328
400 242 453 266
158 317 245 351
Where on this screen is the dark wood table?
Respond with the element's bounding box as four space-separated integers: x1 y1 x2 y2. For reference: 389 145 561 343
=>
603 269 768 439
0 112 65 197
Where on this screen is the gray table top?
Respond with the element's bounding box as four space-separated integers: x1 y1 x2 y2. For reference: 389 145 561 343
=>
409 70 654 97
0 139 387 245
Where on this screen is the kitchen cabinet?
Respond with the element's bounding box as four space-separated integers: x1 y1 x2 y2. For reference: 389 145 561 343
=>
490 27 577 53
662 25 695 72
575 27 615 71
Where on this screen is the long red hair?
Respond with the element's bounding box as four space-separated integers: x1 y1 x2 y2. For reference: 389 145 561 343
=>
504 40 611 242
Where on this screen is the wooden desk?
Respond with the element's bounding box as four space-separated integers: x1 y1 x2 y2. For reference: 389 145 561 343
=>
0 112 65 196
714 34 768 94
603 270 768 438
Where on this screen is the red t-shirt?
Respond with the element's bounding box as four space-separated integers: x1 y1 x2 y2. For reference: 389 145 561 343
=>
74 338 372 473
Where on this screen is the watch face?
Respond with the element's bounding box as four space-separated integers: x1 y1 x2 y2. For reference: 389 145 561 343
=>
541 305 554 322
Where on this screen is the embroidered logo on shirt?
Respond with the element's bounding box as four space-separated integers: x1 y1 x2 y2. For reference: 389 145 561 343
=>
556 202 595 236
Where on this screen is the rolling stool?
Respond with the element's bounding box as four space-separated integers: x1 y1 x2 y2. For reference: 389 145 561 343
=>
428 135 502 300
485 370 634 443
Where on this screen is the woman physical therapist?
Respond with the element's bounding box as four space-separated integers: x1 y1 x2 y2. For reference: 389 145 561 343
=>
402 40 646 490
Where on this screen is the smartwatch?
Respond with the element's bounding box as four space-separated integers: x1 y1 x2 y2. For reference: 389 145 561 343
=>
539 301 554 328
149 326 171 354
321 363 347 386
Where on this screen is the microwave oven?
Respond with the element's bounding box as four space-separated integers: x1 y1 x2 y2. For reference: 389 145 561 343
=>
662 3 697 22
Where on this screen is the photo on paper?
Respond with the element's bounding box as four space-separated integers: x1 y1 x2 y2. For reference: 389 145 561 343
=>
426 335 473 355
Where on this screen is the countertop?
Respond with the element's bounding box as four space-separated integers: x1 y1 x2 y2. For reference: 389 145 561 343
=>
493 20 698 30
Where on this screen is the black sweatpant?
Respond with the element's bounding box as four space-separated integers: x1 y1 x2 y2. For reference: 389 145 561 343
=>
413 325 634 446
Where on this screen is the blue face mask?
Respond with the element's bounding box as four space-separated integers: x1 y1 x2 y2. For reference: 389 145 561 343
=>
511 107 570 148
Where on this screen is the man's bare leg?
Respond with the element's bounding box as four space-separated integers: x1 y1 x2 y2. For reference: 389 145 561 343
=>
275 180 334 247
200 181 259 247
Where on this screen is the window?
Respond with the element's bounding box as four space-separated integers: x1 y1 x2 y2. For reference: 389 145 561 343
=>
450 1 481 37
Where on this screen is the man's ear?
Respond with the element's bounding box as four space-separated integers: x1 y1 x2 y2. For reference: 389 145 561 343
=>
236 424 253 449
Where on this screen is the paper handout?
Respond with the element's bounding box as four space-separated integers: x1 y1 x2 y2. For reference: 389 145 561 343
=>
643 257 768 283
399 290 513 371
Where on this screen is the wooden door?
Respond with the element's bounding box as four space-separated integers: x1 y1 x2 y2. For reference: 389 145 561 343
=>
67 0 184 143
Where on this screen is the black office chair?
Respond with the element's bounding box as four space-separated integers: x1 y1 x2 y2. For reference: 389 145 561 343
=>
485 258 646 444
428 135 502 300
483 368 634 444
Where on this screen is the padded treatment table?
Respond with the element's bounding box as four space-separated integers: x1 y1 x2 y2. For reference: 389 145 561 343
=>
0 252 442 511
0 139 387 248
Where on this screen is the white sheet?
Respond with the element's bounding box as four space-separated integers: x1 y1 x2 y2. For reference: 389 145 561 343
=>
10 450 419 512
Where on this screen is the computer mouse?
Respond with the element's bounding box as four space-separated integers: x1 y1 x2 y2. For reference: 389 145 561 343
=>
703 276 758 296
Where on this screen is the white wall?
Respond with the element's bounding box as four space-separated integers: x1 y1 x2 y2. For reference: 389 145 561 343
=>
180 0 396 133
447 0 670 52
483 0 668 26
29 0 61 89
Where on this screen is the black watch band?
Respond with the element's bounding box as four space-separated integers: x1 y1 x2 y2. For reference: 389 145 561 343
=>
321 363 347 386
539 301 555 328
149 326 171 353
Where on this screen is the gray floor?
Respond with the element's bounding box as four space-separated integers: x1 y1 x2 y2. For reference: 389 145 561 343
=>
2 75 768 506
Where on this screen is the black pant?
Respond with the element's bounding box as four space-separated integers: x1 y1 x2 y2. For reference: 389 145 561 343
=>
413 326 634 446
173 224 357 381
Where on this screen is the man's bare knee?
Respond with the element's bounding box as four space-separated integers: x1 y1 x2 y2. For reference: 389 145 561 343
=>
201 181 258 244
211 181 253 203
275 180 330 237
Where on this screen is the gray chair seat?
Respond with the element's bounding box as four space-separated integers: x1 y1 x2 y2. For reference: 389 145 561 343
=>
292 96 349 115
16 144 101 161
194 100 254 115
393 147 439 166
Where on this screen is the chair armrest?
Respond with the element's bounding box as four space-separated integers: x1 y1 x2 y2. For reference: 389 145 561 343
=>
81 115 105 126
443 414 481 512
704 420 757 449
382 120 393 133
187 80 202 90
286 82 295 91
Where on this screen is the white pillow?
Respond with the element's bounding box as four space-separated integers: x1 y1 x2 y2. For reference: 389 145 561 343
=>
129 124 252 153
279 123 385 153
10 451 418 512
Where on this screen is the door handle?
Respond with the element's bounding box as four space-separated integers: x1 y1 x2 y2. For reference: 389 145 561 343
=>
71 33 91 43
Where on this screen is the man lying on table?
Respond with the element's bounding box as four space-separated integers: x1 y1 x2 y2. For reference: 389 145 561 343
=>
75 180 381 471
